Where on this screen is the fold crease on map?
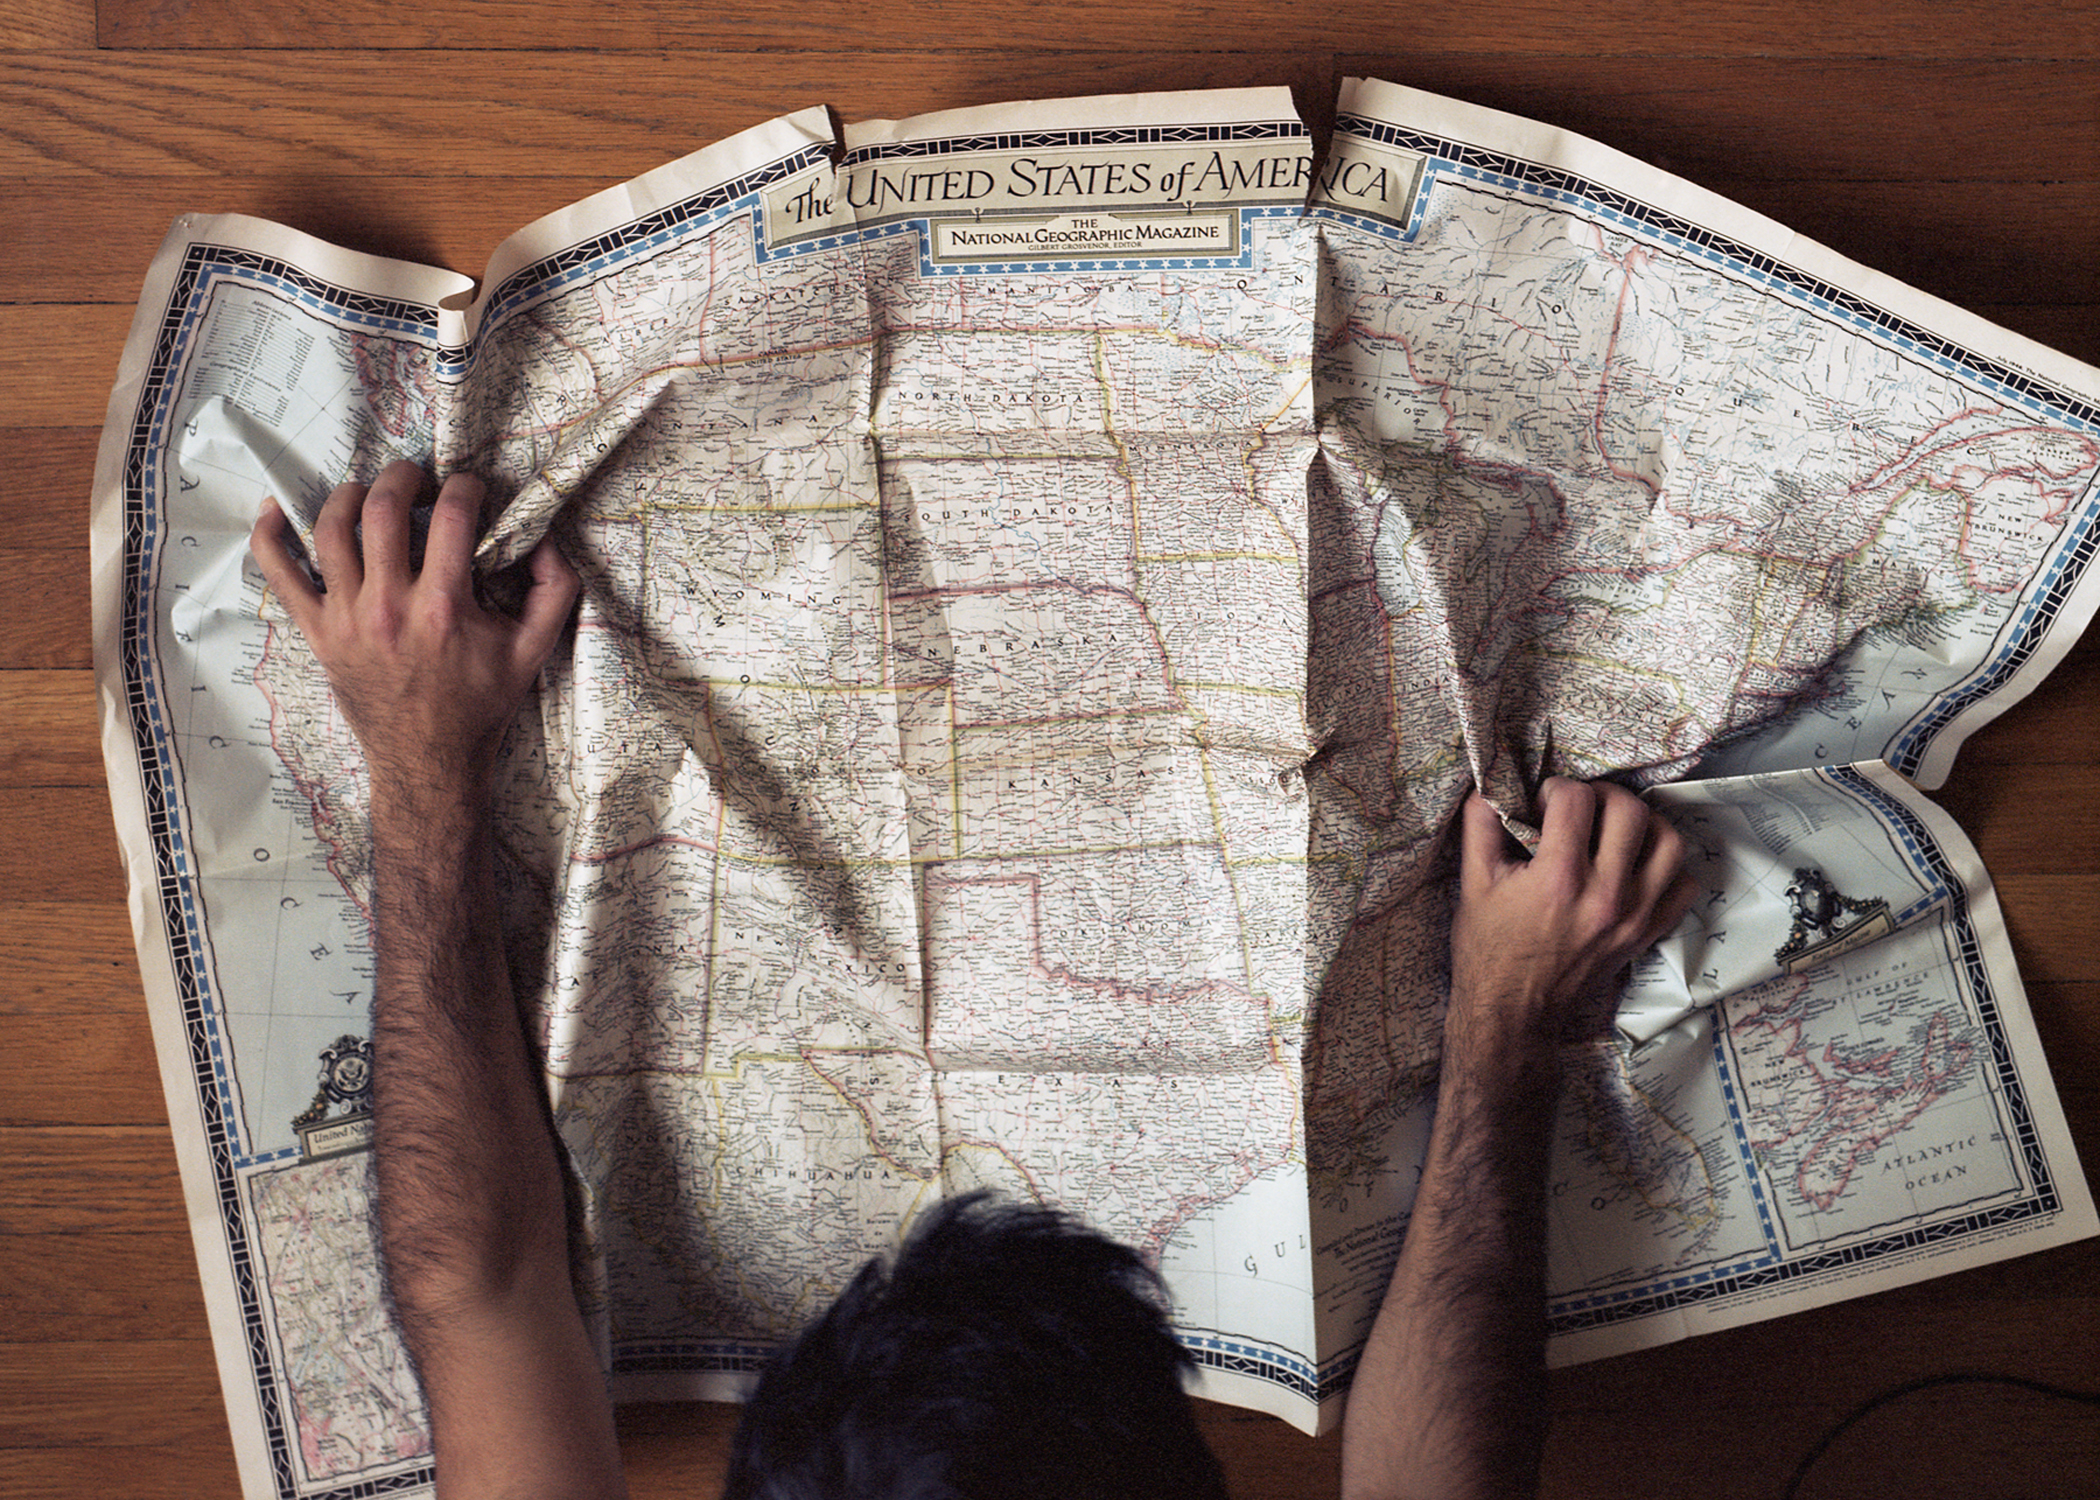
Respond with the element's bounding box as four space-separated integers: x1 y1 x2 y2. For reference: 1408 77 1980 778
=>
92 77 2097 1499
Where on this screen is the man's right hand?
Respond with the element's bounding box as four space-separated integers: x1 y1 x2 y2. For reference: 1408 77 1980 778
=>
1341 780 1699 1500
1448 777 1700 1071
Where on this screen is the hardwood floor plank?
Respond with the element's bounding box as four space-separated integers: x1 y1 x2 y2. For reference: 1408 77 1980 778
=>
1191 1404 1345 1500
1991 874 2100 987
1932 767 2099 875
0 1339 232 1447
0 1126 189 1236
0 1008 171 1127
0 548 91 667
1698 179 2100 315
0 671 101 786
13 432 100 549
1954 635 2100 768
1770 1380 2100 1500
0 903 145 1017
0 788 124 902
4 176 646 303
1966 305 2100 368
2024 982 2099 1090
0 0 93 49
621 1397 1347 1500
89 0 2100 58
0 1231 209 1341
0 307 132 429
615 1401 738 1498
617 1395 1342 1500
4 54 2095 185
1331 54 2100 184
1544 1285 2100 1500
0 51 1334 181
0 1447 244 1500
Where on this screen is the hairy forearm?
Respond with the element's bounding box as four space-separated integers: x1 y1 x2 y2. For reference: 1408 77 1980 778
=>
256 471 621 1495
369 785 629 1499
1340 1027 1561 1500
368 790 570 1341
1342 782 1695 1499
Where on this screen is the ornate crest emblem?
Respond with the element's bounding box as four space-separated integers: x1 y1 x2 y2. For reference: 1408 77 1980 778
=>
292 1034 376 1162
1775 868 1894 972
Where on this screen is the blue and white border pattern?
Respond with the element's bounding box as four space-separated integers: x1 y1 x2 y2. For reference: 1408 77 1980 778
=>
1314 112 2100 783
1546 765 2062 1339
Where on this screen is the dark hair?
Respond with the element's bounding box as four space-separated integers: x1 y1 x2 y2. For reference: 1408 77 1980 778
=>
723 1193 1230 1500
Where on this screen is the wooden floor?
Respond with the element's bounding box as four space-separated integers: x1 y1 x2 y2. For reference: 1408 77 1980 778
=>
5 2 2097 1496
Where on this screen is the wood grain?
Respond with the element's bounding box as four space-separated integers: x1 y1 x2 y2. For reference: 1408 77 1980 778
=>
0 308 133 427
91 0 2100 58
0 52 1334 180
1335 55 2100 180
0 673 101 785
1986 875 2100 987
0 1339 235 1446
5 53 2094 187
1957 635 2100 765
0 789 125 900
0 1127 190 1236
2028 982 2100 1082
3 177 648 304
0 904 145 1016
1967 306 2100 369
5 4 2097 1498
0 0 92 49
0 1447 245 1500
4 553 93 667
0 1008 171 1127
11 430 101 547
0 1233 206 1340
1936 768 2100 873
610 1394 1350 1500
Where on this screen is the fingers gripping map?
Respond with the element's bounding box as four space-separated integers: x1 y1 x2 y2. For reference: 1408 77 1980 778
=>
93 80 2096 1498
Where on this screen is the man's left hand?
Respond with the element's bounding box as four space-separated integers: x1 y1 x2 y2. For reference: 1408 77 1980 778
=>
248 459 579 819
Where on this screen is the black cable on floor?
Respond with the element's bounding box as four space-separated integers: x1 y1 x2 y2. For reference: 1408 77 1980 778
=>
1781 1371 2100 1500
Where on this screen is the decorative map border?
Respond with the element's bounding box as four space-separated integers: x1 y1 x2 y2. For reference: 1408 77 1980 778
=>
1547 764 2063 1339
112 108 2097 1489
831 118 1308 278
1323 112 2100 432
459 119 1311 334
118 249 450 1500
1315 113 2100 784
446 140 834 372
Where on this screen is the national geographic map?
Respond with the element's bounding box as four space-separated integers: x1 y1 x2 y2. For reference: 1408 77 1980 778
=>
94 82 2095 1500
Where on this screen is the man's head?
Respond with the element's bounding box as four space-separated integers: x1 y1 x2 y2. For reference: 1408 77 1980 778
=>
723 1193 1229 1500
